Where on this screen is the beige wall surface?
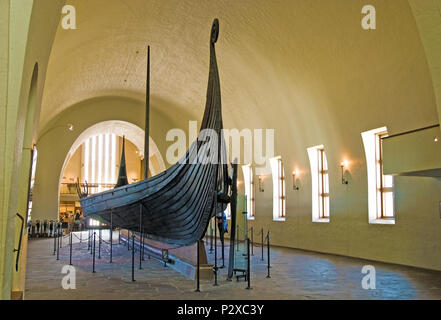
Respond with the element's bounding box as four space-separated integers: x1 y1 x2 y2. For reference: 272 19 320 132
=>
0 0 65 300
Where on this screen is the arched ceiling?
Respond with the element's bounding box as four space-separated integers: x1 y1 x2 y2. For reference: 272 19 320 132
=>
41 0 439 166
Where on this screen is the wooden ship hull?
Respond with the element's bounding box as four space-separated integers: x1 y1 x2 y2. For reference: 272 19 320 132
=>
79 19 230 246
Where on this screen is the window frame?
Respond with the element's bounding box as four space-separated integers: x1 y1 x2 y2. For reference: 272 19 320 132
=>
242 164 255 219
375 132 394 220
361 127 395 225
307 145 330 223
317 148 329 220
270 156 286 221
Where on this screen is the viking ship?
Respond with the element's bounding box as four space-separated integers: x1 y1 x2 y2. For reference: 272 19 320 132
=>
78 19 232 246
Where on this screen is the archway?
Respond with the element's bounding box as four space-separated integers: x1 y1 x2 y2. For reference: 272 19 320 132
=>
57 120 165 224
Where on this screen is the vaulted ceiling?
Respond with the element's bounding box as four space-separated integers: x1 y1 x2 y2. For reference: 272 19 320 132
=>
41 0 439 166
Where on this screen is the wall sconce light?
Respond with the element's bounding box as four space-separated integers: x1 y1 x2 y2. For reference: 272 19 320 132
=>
292 170 299 190
258 175 264 192
67 123 74 131
434 136 439 142
340 160 349 185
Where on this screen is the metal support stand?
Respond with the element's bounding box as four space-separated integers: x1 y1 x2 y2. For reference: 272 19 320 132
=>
142 231 145 261
246 238 252 289
98 229 102 259
69 232 73 265
221 234 225 268
251 227 254 256
88 230 91 251
131 234 135 282
214 217 218 286
261 228 264 261
56 231 60 261
209 220 213 253
266 231 271 278
128 230 131 251
139 204 143 270
110 212 113 263
92 232 96 273
53 231 57 255
195 240 200 292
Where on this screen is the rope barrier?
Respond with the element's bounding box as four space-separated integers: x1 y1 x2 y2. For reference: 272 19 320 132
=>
120 233 187 252
72 233 94 242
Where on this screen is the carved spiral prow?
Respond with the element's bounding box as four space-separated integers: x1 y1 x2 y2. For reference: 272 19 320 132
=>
211 18 219 44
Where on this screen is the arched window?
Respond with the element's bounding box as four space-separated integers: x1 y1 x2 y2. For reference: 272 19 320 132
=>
307 145 330 222
242 164 255 219
362 127 395 224
270 156 286 221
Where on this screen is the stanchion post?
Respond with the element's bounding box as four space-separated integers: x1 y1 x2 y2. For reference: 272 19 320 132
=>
90 230 93 254
98 229 101 259
261 228 264 261
266 231 271 278
110 212 113 263
213 217 218 286
92 232 96 273
131 234 135 282
59 227 62 248
139 204 143 269
221 231 225 268
128 230 131 251
251 227 254 256
53 231 57 255
246 237 252 290
56 230 60 261
209 220 213 253
142 230 145 261
195 240 200 292
69 232 73 265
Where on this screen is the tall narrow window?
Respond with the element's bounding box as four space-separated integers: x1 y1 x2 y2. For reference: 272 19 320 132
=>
270 156 286 221
307 145 330 222
362 127 395 224
242 164 255 219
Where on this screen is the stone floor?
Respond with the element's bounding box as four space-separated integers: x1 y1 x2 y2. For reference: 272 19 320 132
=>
25 231 441 300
